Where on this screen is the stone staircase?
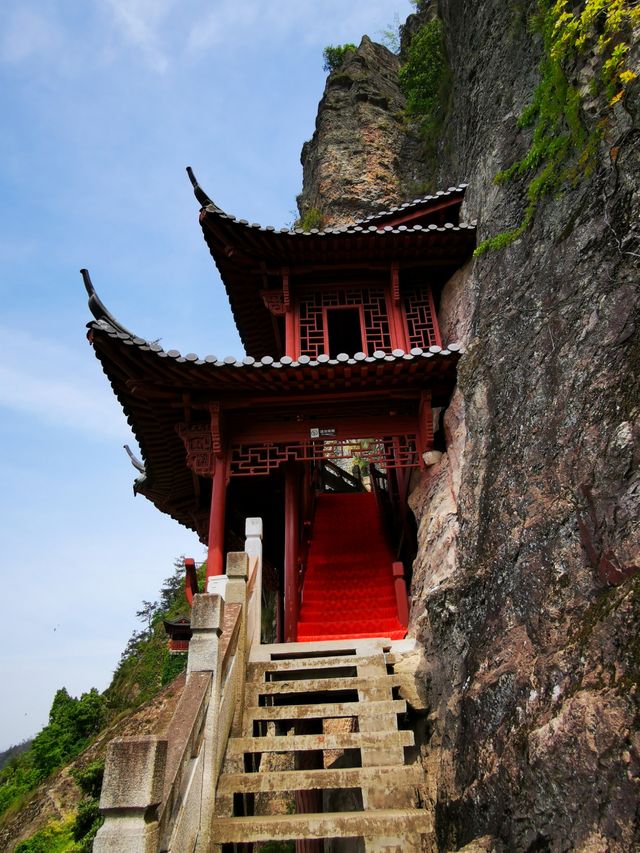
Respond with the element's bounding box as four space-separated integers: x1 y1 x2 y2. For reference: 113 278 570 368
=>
212 638 430 851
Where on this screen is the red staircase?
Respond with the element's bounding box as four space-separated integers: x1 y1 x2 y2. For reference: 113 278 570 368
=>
296 492 407 642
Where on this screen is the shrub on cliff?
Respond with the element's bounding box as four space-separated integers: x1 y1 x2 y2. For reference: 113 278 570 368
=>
398 19 450 162
322 43 357 73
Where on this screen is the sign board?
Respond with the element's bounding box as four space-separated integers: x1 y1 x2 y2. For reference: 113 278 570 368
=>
310 427 336 439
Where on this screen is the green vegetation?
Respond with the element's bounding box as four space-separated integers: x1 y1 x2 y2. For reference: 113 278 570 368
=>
322 43 357 73
475 0 640 255
31 689 106 779
14 816 76 853
398 18 450 166
0 752 40 821
0 689 106 822
106 558 201 712
70 762 104 851
12 769 104 853
379 14 401 54
296 206 325 232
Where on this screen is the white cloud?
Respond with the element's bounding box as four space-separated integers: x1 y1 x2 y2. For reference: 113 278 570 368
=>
101 0 178 72
0 325 131 440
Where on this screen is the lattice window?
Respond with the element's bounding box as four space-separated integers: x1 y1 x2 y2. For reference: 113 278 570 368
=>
403 286 439 349
298 287 391 358
229 435 417 476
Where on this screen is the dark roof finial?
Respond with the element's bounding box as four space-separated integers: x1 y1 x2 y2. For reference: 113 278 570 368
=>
80 268 133 336
186 166 218 209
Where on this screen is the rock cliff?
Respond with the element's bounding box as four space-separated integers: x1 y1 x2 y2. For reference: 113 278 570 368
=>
298 36 430 226
300 2 639 850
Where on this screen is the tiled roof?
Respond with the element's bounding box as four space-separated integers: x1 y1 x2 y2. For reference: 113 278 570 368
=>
89 315 462 368
187 168 470 236
352 185 468 227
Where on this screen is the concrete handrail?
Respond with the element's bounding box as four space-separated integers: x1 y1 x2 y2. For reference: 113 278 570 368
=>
94 518 264 853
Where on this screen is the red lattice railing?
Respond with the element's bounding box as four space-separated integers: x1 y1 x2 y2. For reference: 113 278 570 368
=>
229 435 418 477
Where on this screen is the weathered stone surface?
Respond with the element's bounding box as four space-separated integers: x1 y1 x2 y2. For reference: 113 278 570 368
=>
298 36 428 227
99 736 166 810
406 2 640 850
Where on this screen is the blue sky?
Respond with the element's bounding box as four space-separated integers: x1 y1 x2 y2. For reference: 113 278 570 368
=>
0 0 414 750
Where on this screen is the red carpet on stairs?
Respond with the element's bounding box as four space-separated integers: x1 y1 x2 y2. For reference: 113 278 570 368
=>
296 492 407 642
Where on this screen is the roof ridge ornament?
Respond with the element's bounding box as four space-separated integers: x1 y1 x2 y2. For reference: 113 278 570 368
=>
186 166 218 210
124 444 145 474
80 268 134 337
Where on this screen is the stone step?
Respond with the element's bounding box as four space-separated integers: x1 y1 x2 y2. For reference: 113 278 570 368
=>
218 763 421 794
249 674 402 694
228 729 414 755
245 699 406 723
212 808 431 843
247 654 383 678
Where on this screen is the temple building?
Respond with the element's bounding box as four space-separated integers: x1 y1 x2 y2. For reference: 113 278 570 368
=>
84 172 475 644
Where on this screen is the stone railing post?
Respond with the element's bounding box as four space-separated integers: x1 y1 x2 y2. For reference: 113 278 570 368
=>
187 592 224 676
94 736 167 853
188 594 223 853
225 551 249 666
245 517 263 648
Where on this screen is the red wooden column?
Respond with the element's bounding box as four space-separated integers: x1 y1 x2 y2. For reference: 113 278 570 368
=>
284 463 300 642
386 261 409 351
283 267 298 359
206 451 229 578
285 312 297 359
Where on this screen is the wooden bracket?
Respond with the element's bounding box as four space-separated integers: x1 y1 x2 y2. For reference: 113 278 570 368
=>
260 290 286 316
210 401 223 456
176 422 213 475
282 267 291 311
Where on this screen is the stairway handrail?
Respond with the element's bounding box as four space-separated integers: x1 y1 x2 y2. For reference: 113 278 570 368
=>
94 518 264 853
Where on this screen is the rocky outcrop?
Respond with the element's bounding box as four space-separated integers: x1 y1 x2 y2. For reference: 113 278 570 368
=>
412 1 640 849
298 36 429 226
301 1 639 849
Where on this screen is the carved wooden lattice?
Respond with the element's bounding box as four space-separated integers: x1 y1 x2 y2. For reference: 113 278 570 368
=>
298 287 391 357
229 435 417 476
403 286 439 349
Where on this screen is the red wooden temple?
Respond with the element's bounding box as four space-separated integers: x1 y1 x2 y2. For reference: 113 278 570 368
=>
84 172 475 643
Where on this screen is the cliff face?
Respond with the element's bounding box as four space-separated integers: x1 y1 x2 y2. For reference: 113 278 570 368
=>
301 3 639 850
298 35 429 226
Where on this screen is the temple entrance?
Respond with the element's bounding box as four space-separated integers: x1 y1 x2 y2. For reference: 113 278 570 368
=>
272 435 418 644
296 490 405 642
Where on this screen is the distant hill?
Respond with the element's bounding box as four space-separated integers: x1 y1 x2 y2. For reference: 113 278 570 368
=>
0 742 32 773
